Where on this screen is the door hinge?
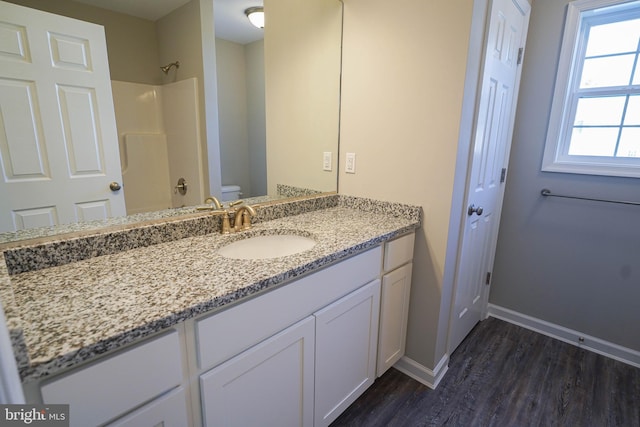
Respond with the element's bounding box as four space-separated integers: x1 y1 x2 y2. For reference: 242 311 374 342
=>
500 167 507 183
517 47 524 65
485 271 492 285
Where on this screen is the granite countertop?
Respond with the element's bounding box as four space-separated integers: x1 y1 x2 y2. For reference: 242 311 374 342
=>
4 202 420 383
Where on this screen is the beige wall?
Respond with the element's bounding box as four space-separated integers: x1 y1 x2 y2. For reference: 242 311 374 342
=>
216 38 251 194
246 40 267 197
6 0 162 84
157 1 203 87
216 38 267 198
264 0 342 194
156 0 210 199
340 0 475 368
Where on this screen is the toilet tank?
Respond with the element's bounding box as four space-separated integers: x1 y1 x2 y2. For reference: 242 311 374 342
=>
221 185 242 202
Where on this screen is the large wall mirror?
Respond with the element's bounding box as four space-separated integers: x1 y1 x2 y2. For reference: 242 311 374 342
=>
0 0 342 241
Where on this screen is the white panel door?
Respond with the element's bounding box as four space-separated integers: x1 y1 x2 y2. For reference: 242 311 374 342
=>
449 0 531 352
0 2 125 232
314 280 380 427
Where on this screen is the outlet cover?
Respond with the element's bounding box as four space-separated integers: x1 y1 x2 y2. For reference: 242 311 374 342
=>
345 152 356 174
323 152 332 171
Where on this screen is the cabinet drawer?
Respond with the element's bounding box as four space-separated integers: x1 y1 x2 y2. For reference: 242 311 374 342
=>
196 246 381 371
383 233 415 272
41 331 183 427
106 386 189 427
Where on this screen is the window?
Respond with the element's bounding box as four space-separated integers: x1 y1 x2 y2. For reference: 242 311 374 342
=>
542 0 640 178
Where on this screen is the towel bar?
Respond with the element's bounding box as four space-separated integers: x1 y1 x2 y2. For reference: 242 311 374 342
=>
540 189 640 206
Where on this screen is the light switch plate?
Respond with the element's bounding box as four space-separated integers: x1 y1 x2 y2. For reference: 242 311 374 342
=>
323 152 332 171
345 152 356 174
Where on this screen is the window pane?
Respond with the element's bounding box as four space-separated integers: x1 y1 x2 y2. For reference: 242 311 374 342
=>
624 95 640 124
568 127 618 156
574 96 625 125
617 127 640 157
585 19 640 57
580 54 635 88
543 0 640 177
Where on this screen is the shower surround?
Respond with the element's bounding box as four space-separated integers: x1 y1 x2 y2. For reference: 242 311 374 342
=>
111 78 205 214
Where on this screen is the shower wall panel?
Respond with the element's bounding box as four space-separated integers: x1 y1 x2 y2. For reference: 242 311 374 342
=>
111 79 202 214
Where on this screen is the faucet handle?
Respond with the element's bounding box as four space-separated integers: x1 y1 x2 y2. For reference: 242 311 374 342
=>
204 196 223 210
240 210 253 230
220 211 232 234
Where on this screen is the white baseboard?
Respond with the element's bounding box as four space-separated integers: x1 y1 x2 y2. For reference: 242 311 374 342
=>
488 304 640 369
393 353 449 389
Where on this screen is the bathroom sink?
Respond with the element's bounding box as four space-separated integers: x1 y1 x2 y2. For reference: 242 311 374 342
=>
218 233 317 259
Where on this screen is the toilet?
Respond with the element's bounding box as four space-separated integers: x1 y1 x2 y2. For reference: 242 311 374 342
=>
221 185 242 202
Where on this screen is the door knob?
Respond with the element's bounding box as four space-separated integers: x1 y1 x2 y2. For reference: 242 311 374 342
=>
467 204 483 216
109 182 121 191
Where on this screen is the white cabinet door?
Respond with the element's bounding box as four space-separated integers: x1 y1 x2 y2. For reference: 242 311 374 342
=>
105 387 189 427
314 280 381 427
377 262 413 376
200 316 315 427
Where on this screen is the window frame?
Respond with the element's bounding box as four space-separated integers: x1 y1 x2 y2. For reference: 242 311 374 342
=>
542 0 640 178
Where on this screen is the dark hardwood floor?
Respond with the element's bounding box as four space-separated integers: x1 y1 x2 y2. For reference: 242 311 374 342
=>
331 317 640 427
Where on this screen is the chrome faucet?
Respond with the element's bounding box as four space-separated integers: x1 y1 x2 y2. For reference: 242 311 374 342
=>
233 205 257 232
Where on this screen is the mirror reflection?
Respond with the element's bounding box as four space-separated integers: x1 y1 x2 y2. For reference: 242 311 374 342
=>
0 0 342 241
214 0 267 203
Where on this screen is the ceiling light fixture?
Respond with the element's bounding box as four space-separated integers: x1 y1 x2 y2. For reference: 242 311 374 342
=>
245 6 264 29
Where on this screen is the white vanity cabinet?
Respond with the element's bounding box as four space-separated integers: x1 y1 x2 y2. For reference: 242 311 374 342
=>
196 248 382 427
39 330 189 427
27 230 416 427
377 233 415 377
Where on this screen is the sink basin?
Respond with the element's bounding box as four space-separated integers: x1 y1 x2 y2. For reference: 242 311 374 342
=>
218 233 317 259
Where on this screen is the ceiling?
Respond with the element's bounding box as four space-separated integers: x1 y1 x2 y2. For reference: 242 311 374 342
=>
214 0 264 45
73 0 264 44
73 0 191 21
